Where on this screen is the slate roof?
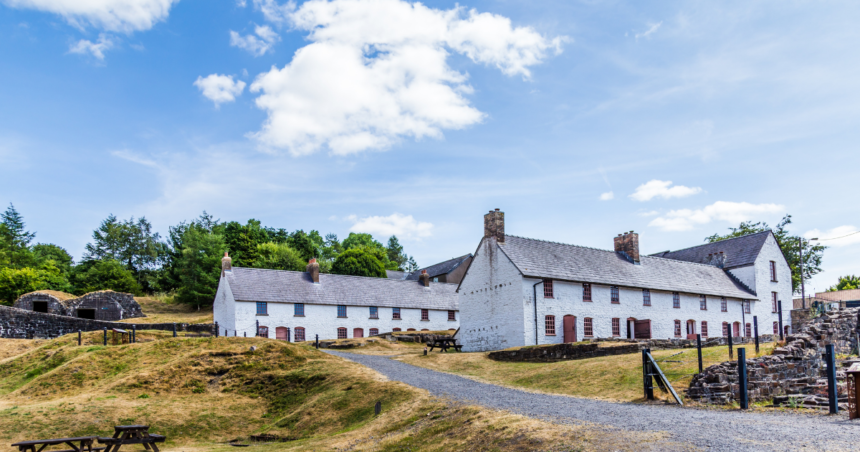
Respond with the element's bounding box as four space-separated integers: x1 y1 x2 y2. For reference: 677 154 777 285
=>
649 231 772 269
497 235 756 299
405 254 472 280
386 270 407 280
225 267 459 310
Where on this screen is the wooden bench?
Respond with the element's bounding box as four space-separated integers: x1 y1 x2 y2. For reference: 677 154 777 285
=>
97 425 165 452
11 436 105 452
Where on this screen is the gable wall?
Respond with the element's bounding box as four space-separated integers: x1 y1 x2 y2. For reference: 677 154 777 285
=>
752 234 794 332
213 277 236 332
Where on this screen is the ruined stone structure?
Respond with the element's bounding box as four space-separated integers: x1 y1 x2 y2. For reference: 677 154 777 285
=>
687 307 860 405
488 342 640 363
14 290 144 321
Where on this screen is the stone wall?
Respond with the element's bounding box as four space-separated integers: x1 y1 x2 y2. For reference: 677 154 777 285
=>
487 342 640 363
595 335 776 351
0 306 215 339
13 290 145 321
687 307 860 405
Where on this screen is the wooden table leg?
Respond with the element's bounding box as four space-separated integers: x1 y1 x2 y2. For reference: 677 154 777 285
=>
64 441 81 452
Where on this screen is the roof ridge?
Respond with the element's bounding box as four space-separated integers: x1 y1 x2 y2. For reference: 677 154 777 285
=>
654 230 771 256
504 234 616 253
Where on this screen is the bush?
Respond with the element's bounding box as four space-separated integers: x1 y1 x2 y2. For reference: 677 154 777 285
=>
0 262 73 305
331 248 386 278
72 259 142 295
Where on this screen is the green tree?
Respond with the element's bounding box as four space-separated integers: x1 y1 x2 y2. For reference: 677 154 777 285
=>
286 229 324 263
252 242 306 271
223 219 269 267
827 275 860 292
385 235 418 271
83 215 168 292
174 227 226 308
32 244 74 277
0 203 36 268
342 233 399 270
72 259 142 295
705 215 825 293
0 262 73 305
331 248 387 278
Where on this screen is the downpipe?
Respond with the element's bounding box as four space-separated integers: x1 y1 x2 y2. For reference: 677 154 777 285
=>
533 280 542 346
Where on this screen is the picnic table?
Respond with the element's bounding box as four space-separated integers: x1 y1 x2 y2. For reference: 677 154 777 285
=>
97 426 165 452
11 436 103 452
427 337 461 352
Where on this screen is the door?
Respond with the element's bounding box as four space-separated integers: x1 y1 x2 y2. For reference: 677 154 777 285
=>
686 320 696 340
77 309 95 319
563 315 577 343
733 322 740 337
353 328 364 338
276 327 289 341
634 320 652 339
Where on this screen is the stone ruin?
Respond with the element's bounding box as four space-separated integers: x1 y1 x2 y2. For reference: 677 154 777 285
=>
687 307 860 408
14 290 145 321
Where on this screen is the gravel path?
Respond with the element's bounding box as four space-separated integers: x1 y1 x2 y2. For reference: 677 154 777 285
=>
326 350 859 451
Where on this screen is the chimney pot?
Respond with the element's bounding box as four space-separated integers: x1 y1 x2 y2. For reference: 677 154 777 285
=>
221 252 232 277
306 258 320 283
483 209 505 244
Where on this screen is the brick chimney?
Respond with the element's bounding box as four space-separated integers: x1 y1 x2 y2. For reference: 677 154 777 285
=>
614 231 640 264
419 269 431 287
706 252 727 268
483 209 505 244
306 258 320 283
221 252 232 277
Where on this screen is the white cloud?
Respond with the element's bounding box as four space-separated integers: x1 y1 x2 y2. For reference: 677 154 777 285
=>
229 24 279 56
252 0 294 25
112 149 157 167
635 21 662 40
649 201 784 231
3 0 178 33
805 226 860 247
599 191 614 201
349 213 433 240
630 180 703 202
248 0 565 155
639 210 660 217
194 74 246 107
68 33 114 59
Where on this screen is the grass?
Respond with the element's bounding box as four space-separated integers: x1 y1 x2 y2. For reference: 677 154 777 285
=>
123 297 213 324
396 342 777 403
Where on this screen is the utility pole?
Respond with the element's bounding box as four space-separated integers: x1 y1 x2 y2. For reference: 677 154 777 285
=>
799 237 818 309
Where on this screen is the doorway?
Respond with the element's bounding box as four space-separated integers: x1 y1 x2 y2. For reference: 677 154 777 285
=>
32 302 48 313
353 328 364 338
76 309 95 319
563 315 577 343
733 322 741 337
276 327 290 341
634 320 652 339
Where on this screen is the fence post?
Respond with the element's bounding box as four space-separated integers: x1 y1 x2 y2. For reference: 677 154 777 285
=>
172 323 177 338
287 327 291 343
132 325 136 344
642 348 654 400
234 330 237 337
315 334 319 349
738 347 748 409
256 320 259 338
826 344 839 414
78 330 82 346
696 334 703 374
215 321 219 338
778 300 784 341
728 333 733 360
753 316 759 355
244 331 246 337
103 327 107 346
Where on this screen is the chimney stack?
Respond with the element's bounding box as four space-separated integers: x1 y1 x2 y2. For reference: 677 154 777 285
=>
221 252 232 277
613 231 640 264
419 269 431 287
306 258 320 283
483 209 505 244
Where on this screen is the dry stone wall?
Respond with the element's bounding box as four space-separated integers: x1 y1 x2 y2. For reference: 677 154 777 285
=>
13 290 145 321
488 342 640 363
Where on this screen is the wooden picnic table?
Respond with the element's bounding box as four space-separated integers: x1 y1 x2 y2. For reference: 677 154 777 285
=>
97 426 165 452
427 338 461 352
11 436 103 452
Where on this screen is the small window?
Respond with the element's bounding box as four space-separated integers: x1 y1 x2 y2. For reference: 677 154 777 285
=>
701 321 708 338
369 306 379 319
770 261 777 282
393 328 401 332
699 295 707 310
392 307 401 319
772 292 778 313
256 302 268 315
743 300 751 314
611 286 620 303
723 322 729 337
642 289 651 306
745 323 752 337
369 328 379 336
448 310 456 321
583 284 592 302
407 328 416 332
543 279 554 298
584 318 593 337
294 327 305 342
721 297 727 312
612 318 620 337
421 309 429 321
545 315 556 336
337 305 347 318
674 320 682 338
257 325 268 338
673 292 680 309
773 322 778 335
337 327 347 339
294 303 304 316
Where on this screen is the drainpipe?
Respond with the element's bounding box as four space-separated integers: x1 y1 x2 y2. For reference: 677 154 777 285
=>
532 280 542 346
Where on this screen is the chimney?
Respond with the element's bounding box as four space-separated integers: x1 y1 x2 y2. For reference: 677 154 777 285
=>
614 231 640 264
306 258 320 283
221 252 232 277
419 269 431 287
706 251 727 268
483 209 505 244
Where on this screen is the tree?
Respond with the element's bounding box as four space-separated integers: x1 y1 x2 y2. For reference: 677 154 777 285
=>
705 215 825 293
83 215 167 292
0 262 73 305
252 242 306 271
385 236 417 271
342 232 399 270
0 203 36 268
224 219 269 267
174 227 226 308
331 248 386 278
827 275 860 292
72 259 142 295
286 229 323 263
32 244 74 276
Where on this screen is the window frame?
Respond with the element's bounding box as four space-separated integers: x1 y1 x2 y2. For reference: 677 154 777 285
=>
699 295 707 310
674 320 682 338
392 307 401 320
337 305 347 318
583 283 592 302
773 322 778 335
772 292 778 313
743 300 751 314
673 292 680 309
543 279 554 299
745 323 752 337
545 315 556 336
369 306 379 319
294 303 304 317
448 310 456 321
421 309 429 321
611 286 620 304
612 318 620 337
723 322 729 337
256 302 268 316
770 261 777 282
701 321 708 338
583 317 593 337
721 297 727 312
369 328 379 336
294 327 305 342
642 289 651 306
337 327 347 339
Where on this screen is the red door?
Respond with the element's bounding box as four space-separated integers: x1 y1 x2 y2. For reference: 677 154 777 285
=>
733 322 740 337
563 315 576 343
634 320 652 339
276 327 289 341
353 328 364 338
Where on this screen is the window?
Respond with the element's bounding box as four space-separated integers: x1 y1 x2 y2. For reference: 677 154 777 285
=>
337 305 347 318
393 328 401 332
612 318 620 337
392 307 401 319
723 322 729 337
611 286 620 303
448 310 456 321
772 292 778 313
256 302 268 315
407 328 416 332
257 325 268 338
584 318 593 337
674 320 682 338
337 327 347 339
643 289 651 306
369 328 378 336
543 279 554 298
770 261 777 281
721 297 727 312
773 322 778 335
369 306 379 319
673 292 680 309
294 327 305 342
294 303 304 316
699 295 707 310
701 321 708 338
743 300 751 314
421 309 429 321
545 315 556 336
745 323 752 337
583 284 592 302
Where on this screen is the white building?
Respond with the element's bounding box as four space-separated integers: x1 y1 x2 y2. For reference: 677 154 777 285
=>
214 257 459 341
458 210 793 352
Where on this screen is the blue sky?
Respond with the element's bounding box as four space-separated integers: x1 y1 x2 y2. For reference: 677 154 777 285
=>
1 0 858 293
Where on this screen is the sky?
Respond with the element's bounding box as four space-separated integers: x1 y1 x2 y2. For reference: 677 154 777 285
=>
1 0 859 294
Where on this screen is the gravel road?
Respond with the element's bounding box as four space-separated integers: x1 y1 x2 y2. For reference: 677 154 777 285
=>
326 350 859 451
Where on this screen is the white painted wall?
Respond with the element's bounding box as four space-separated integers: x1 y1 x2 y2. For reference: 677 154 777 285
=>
752 233 794 334
213 275 236 332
